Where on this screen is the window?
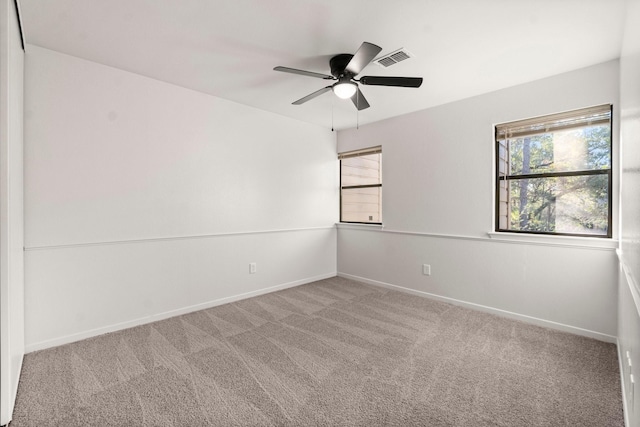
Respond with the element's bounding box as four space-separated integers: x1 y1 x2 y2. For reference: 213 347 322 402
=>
495 104 612 237
339 146 382 224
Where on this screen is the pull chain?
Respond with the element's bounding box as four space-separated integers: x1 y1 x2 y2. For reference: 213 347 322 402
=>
356 91 360 130
331 95 334 132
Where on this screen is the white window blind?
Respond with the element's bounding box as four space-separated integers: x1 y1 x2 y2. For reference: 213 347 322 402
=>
496 105 611 140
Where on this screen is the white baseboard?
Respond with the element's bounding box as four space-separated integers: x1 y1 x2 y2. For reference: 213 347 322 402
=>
338 272 617 344
25 272 337 353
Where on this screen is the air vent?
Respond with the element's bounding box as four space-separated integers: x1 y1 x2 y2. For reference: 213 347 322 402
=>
374 48 413 67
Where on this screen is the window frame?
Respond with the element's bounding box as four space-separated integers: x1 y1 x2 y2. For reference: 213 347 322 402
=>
494 104 613 238
339 146 382 225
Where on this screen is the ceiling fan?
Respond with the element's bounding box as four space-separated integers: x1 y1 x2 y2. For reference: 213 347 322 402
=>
274 42 423 110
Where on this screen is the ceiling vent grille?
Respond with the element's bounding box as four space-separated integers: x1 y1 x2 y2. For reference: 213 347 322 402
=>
374 49 413 67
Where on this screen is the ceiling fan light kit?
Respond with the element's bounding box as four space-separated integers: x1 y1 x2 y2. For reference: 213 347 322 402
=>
274 42 423 110
333 81 357 99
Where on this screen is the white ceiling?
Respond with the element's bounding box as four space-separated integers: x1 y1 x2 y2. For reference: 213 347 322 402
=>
18 0 629 130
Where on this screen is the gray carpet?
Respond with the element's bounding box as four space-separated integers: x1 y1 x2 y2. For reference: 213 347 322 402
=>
11 276 624 426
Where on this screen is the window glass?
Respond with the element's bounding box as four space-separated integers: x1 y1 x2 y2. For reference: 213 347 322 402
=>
339 148 382 224
495 105 612 237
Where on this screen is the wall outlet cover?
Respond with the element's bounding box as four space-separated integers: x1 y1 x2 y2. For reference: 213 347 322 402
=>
422 264 431 276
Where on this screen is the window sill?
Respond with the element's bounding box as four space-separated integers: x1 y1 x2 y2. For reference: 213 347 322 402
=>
487 231 618 249
336 222 384 230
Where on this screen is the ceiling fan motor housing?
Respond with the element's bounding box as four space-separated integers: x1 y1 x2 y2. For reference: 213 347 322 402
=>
330 54 355 78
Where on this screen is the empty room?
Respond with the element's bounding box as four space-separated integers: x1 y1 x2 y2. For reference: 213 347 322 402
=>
1 0 640 425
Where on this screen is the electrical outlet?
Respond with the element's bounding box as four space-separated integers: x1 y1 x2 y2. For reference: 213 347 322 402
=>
422 264 431 276
249 262 256 274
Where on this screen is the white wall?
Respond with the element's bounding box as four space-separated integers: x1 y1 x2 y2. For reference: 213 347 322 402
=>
23 45 338 351
0 0 24 424
619 2 640 290
338 60 620 341
618 0 640 425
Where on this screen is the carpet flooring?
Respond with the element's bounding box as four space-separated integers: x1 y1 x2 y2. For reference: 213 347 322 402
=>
11 276 624 426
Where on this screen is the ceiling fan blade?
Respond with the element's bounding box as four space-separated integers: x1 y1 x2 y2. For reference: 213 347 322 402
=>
292 86 333 105
274 66 334 80
345 42 382 75
359 76 423 88
350 87 370 110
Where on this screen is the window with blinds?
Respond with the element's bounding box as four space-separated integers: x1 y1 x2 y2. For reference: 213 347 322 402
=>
339 146 382 224
495 104 612 237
